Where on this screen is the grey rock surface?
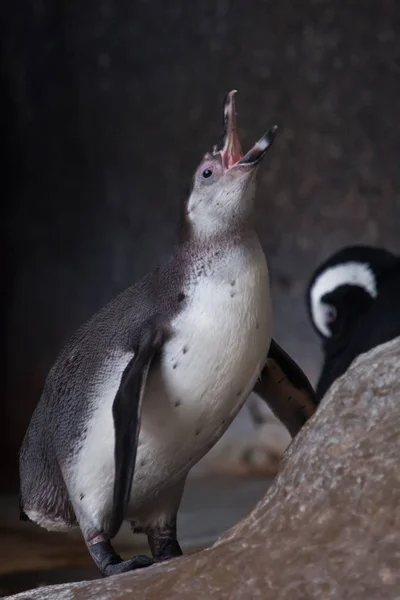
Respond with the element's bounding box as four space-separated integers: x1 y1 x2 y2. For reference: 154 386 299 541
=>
7 337 400 600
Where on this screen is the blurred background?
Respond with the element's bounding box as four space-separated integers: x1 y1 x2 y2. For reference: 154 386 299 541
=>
1 0 400 593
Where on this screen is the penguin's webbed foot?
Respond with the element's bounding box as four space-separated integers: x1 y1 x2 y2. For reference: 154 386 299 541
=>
87 537 154 577
103 554 154 576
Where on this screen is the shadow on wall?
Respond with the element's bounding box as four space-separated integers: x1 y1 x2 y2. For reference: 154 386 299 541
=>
2 0 400 489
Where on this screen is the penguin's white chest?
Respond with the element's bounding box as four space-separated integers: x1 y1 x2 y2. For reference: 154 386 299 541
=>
134 248 272 501
72 245 272 529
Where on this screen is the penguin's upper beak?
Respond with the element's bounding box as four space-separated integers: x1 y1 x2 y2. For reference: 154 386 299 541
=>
214 90 278 170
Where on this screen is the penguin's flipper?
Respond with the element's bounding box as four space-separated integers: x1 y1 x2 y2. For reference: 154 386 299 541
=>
108 319 165 539
253 338 318 438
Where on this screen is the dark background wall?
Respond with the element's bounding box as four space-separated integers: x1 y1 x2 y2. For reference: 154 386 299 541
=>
2 0 400 489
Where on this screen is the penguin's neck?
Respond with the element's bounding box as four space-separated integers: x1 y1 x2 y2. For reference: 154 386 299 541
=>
173 226 266 297
178 194 257 246
176 220 258 263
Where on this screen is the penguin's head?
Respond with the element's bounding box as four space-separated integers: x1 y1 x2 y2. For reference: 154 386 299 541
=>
306 245 398 346
184 90 278 240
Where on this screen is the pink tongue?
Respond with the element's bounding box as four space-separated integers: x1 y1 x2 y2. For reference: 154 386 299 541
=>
223 130 243 168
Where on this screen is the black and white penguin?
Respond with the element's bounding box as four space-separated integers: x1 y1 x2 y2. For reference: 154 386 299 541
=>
20 91 317 577
306 244 400 400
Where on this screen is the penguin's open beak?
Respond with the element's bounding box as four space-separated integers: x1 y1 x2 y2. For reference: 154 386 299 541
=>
215 90 278 169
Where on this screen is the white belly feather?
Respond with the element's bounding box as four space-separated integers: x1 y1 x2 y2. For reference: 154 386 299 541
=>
71 243 272 529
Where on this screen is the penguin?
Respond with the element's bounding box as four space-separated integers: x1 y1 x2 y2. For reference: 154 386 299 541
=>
306 244 400 400
19 91 317 578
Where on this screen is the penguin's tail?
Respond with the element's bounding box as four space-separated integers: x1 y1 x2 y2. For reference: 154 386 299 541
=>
19 509 31 522
19 494 32 522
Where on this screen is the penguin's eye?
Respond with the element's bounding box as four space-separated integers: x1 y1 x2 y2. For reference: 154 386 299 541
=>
196 162 221 186
325 305 337 324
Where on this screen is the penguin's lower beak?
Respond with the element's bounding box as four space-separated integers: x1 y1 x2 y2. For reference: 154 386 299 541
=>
215 90 278 169
238 125 278 166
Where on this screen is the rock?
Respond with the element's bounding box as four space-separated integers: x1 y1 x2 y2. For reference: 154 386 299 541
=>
7 339 400 600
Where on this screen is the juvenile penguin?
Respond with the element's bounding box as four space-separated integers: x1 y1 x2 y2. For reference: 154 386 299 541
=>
307 244 400 400
20 91 317 577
